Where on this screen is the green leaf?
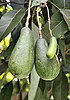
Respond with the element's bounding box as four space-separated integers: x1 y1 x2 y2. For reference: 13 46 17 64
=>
0 62 8 75
59 39 66 64
53 70 68 100
10 0 26 9
53 0 70 8
43 81 52 100
0 44 14 58
11 23 22 43
31 0 48 7
0 81 13 100
0 9 26 41
43 11 68 39
62 63 70 73
32 22 39 44
35 87 44 100
60 9 70 30
65 0 70 9
28 66 40 100
65 32 70 44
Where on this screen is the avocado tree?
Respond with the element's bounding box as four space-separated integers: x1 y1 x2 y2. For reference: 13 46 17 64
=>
0 0 70 100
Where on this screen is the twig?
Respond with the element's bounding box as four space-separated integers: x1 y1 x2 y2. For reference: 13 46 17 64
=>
26 0 32 27
17 79 22 100
46 3 52 36
37 7 42 38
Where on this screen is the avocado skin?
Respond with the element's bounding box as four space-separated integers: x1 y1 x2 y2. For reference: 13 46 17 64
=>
8 27 34 79
35 38 60 80
46 36 57 59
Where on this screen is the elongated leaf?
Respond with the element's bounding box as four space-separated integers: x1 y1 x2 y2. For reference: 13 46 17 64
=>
28 66 40 100
53 70 68 100
43 11 68 39
32 22 39 44
0 9 26 41
10 0 26 9
0 81 13 100
32 0 48 7
60 9 70 30
11 23 22 43
52 20 68 38
59 39 66 64
53 0 70 8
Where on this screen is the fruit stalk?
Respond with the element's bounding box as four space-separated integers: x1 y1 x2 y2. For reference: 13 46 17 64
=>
37 7 42 38
46 3 52 36
26 0 32 27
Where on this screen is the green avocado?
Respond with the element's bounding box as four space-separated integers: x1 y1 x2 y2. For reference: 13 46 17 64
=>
35 38 60 80
8 27 34 79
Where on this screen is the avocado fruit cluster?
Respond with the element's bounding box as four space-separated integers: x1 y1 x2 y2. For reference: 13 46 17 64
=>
8 27 60 80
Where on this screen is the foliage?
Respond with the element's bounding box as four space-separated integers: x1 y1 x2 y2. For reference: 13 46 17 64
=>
0 0 70 100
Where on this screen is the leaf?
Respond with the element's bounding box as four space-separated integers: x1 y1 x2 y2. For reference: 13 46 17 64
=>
34 87 44 100
62 63 70 73
43 11 68 39
28 66 40 100
0 81 13 100
11 23 22 43
0 44 14 58
10 0 26 9
31 0 48 7
65 32 70 44
0 9 26 41
65 0 70 9
60 9 70 30
32 22 39 44
0 62 8 75
53 70 69 100
59 39 66 64
53 0 70 9
43 81 52 100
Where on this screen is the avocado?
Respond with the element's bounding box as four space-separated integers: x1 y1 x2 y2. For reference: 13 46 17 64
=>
35 38 60 80
8 27 34 79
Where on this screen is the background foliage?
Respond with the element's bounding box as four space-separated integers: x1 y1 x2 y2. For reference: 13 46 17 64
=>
0 0 70 100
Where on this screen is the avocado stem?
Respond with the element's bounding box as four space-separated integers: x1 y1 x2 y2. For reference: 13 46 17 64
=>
39 29 42 38
26 0 32 27
46 3 52 36
37 7 43 38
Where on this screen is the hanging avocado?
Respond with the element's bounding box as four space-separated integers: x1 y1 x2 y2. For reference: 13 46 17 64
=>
35 38 60 80
8 27 34 79
46 36 57 59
